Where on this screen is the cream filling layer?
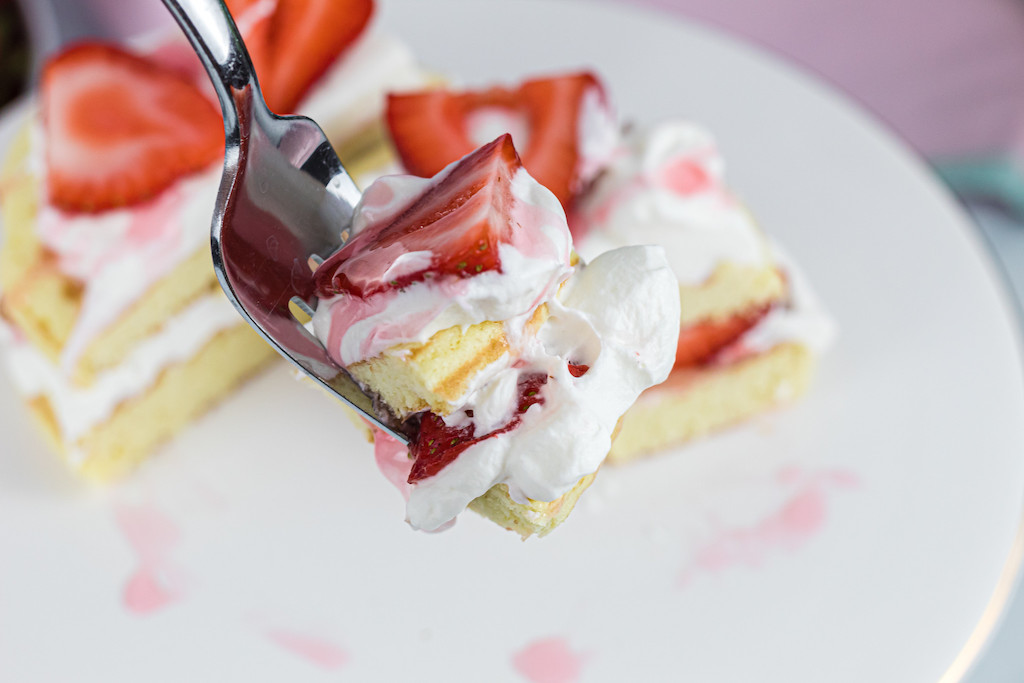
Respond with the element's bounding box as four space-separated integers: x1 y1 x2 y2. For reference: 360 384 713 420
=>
2 293 243 464
405 245 680 531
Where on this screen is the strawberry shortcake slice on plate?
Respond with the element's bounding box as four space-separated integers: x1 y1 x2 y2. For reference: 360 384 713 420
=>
0 0 425 479
382 71 835 464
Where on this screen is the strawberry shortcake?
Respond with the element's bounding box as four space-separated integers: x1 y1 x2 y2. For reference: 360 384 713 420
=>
311 134 680 536
383 71 835 464
0 0 424 479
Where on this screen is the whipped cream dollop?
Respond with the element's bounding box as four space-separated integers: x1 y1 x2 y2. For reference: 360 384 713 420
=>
573 120 770 286
311 159 572 366
573 119 835 362
310 143 680 531
406 245 679 530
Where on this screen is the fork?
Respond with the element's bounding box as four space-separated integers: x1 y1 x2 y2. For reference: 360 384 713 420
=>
161 0 410 442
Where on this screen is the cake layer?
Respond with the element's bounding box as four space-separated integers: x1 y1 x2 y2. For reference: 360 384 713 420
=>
367 425 597 539
608 342 814 464
348 305 548 418
16 318 275 481
468 473 597 538
679 261 786 328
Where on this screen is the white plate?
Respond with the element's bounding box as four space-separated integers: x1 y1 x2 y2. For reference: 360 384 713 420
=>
2 1 1022 681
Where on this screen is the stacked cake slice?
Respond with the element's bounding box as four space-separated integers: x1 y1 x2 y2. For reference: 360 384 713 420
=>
0 0 425 479
384 70 835 466
571 121 835 462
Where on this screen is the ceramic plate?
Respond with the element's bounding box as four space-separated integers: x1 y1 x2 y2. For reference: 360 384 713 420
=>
2 1 1023 681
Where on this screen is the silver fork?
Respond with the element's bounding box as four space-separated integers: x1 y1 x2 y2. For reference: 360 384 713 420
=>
161 0 410 442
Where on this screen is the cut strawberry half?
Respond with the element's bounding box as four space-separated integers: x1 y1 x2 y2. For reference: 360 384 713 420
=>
408 372 548 483
41 43 223 212
387 72 607 208
314 134 522 299
675 304 772 368
227 0 372 114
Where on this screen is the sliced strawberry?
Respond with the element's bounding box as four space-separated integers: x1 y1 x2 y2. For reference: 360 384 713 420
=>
567 362 589 378
387 72 607 208
314 134 522 299
41 43 223 212
675 304 772 368
225 0 371 113
270 0 372 113
408 372 548 484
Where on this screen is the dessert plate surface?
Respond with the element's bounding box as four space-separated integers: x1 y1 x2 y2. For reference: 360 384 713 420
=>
2 1 1022 681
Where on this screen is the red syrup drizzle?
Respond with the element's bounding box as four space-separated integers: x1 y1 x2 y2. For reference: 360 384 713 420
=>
313 135 521 300
567 362 589 378
675 303 773 368
406 361 592 484
407 372 548 483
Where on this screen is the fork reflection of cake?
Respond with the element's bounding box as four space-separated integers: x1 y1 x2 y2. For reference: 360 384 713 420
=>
0 0 425 479
384 71 835 464
310 134 680 536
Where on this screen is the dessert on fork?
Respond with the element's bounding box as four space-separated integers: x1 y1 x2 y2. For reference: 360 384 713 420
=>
310 134 680 536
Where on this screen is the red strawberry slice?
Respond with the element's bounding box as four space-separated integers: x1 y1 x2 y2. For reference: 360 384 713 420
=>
314 134 522 300
408 372 548 484
387 72 607 208
226 0 372 114
675 304 772 368
41 43 223 212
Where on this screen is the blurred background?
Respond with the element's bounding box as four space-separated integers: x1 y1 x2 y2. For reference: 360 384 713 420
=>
3 0 1023 680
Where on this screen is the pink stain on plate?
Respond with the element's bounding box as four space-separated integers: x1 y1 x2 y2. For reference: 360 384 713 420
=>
266 629 349 671
512 637 586 683
113 502 188 615
677 468 859 587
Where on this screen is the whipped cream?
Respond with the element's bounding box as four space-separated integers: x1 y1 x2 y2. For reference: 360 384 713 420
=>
311 146 679 531
573 120 770 285
1 293 243 465
572 119 835 362
312 163 572 366
406 245 679 530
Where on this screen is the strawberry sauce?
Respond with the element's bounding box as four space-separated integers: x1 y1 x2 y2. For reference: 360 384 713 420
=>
408 372 548 483
314 135 520 300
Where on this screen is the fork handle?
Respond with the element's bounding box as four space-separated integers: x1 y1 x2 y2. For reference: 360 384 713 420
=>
160 0 262 135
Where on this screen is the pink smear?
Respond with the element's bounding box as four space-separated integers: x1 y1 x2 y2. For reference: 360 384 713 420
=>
123 567 180 614
678 468 859 587
659 157 713 195
512 637 586 683
373 428 413 500
113 502 188 615
266 629 348 671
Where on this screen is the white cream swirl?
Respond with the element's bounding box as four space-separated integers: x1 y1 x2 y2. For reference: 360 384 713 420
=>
405 245 680 531
574 120 770 285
